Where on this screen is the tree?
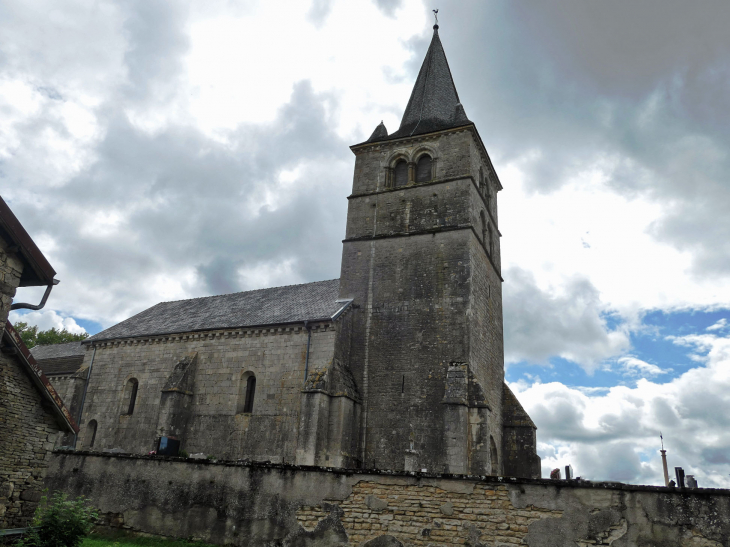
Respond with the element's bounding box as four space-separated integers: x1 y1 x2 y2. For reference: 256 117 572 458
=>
13 321 88 349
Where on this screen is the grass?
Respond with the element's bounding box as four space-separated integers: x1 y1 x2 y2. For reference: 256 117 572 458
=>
83 530 218 547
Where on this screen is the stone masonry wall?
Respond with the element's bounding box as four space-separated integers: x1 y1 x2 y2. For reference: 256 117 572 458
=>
0 352 64 528
335 126 514 475
46 451 730 547
78 323 335 461
0 233 23 334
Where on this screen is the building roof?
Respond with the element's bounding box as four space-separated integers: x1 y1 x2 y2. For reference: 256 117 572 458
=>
30 341 86 375
0 196 56 287
3 322 79 433
87 279 346 342
365 25 472 144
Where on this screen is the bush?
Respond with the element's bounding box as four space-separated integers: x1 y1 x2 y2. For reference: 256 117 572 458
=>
18 492 97 547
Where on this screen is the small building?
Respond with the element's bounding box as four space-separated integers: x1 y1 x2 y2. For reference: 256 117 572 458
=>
0 196 78 528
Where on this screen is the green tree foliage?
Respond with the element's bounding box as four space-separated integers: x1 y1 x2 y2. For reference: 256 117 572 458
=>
13 321 89 349
18 491 98 547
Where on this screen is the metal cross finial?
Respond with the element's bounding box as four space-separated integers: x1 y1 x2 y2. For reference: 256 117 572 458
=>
433 9 439 25
660 431 664 450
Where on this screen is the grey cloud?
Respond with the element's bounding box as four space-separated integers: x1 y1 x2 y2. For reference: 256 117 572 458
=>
307 0 334 28
503 267 629 369
9 11 351 327
372 0 403 18
424 0 730 279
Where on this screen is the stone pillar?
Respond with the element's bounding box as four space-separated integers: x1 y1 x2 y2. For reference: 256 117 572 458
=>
467 407 490 475
156 353 197 446
407 162 415 184
442 363 469 474
296 391 331 466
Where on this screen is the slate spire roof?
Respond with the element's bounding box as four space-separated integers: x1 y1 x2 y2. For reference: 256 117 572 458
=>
368 25 472 143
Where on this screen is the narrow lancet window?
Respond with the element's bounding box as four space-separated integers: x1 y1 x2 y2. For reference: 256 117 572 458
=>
122 378 138 415
237 372 256 414
86 420 97 448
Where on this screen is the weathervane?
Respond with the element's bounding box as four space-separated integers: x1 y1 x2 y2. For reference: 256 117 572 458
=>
433 9 439 26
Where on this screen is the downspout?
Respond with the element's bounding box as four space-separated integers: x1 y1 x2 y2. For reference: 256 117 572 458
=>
303 321 312 381
73 345 96 449
10 279 59 311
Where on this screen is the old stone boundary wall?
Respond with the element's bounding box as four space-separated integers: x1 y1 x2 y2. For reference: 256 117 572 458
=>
46 451 730 547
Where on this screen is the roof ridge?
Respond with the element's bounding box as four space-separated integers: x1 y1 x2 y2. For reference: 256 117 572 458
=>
156 278 340 306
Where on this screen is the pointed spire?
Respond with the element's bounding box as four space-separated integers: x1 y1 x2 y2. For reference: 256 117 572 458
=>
367 121 388 142
387 24 471 140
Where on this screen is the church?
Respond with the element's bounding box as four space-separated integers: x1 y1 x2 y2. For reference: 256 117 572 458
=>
61 25 541 478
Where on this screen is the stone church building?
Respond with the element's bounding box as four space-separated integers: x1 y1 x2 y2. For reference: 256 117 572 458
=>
67 26 541 478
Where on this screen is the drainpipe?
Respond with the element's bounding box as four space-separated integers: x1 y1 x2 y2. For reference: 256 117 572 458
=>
73 345 96 449
10 279 59 311
303 321 312 381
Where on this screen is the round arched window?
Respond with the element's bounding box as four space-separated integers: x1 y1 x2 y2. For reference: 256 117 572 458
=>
394 159 408 187
416 154 432 182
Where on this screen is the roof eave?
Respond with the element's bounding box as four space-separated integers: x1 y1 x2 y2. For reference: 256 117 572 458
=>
84 315 340 345
4 322 79 433
0 196 56 287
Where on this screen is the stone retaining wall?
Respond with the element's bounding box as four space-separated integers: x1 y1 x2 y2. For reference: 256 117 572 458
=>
46 451 730 546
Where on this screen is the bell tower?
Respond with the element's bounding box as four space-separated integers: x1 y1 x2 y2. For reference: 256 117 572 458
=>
331 23 537 476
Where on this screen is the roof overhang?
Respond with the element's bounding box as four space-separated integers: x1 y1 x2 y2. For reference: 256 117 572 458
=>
0 196 56 287
3 322 79 433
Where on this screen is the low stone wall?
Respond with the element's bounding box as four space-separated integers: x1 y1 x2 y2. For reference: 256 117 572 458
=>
46 451 730 546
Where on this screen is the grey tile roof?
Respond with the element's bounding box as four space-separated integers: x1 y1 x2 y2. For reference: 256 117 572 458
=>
30 342 86 375
365 26 472 144
30 341 85 360
87 279 343 342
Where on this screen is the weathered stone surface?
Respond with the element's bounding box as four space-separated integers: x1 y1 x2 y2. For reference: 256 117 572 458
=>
362 535 403 547
365 495 388 511
439 501 454 515
46 452 730 547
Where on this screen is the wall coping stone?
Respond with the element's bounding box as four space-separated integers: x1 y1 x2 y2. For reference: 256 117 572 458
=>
53 450 730 497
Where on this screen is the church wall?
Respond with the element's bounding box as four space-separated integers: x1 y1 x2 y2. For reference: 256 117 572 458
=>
338 228 474 473
78 324 336 462
46 451 730 547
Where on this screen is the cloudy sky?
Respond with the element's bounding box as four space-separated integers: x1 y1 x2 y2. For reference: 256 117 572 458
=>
4 0 730 487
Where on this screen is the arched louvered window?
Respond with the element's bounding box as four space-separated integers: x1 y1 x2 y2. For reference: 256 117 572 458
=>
85 420 97 448
415 154 432 183
488 223 494 256
394 160 408 187
237 371 256 414
122 378 138 415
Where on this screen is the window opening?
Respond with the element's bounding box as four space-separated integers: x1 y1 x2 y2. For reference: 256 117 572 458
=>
416 155 432 183
238 372 257 414
86 420 97 448
122 378 138 415
394 160 408 187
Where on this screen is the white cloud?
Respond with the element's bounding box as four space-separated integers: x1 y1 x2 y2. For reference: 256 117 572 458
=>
617 356 669 378
707 318 727 331
510 331 730 488
9 309 87 335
